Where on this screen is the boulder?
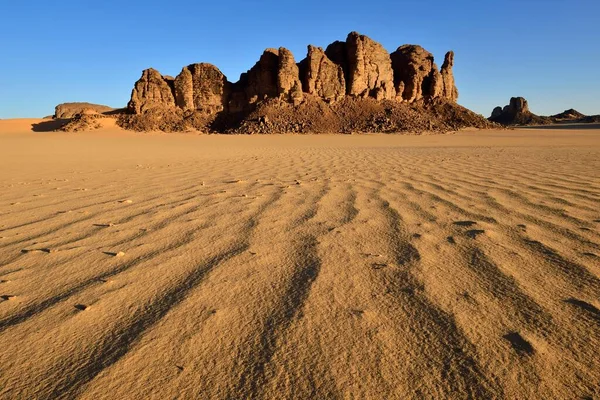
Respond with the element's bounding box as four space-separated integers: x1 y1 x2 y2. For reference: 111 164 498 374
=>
344 32 395 100
128 68 176 114
174 63 230 114
299 45 346 102
441 51 458 101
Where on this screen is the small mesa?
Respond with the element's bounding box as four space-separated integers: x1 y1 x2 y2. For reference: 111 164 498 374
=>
1 295 16 301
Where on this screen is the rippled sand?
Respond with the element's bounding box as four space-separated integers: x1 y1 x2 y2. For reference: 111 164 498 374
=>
0 120 598 399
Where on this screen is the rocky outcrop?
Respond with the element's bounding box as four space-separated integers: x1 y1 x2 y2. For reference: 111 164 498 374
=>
344 32 396 100
441 51 458 101
391 45 437 102
491 106 503 119
174 63 230 114
299 45 346 103
233 47 303 109
391 46 458 103
128 68 176 114
123 32 466 132
277 48 304 104
489 97 551 125
54 102 114 119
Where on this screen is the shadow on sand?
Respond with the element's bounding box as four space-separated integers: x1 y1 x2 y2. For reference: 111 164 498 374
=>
521 123 600 130
31 119 69 132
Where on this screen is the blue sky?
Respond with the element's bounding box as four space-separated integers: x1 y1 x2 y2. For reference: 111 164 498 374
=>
1 0 598 118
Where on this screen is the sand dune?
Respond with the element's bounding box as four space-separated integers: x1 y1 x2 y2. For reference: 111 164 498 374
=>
0 121 598 399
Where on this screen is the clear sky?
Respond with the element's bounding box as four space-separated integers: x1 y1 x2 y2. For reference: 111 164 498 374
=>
1 0 598 118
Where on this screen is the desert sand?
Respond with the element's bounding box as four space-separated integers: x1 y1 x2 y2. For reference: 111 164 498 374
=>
0 120 598 399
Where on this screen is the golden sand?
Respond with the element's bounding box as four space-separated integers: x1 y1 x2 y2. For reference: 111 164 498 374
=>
0 120 598 399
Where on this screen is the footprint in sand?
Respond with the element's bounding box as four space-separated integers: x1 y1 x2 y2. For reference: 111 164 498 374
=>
453 221 477 227
503 332 534 356
103 251 125 257
21 248 53 254
465 230 485 239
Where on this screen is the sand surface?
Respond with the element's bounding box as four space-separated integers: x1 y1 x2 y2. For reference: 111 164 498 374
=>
0 120 599 399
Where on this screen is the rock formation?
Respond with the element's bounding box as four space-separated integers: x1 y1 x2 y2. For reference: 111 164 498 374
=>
54 102 114 119
121 31 469 132
441 51 459 101
174 63 230 114
277 48 304 104
390 46 458 103
298 45 346 103
343 32 396 100
489 97 551 125
391 45 436 102
128 68 176 114
491 106 503 119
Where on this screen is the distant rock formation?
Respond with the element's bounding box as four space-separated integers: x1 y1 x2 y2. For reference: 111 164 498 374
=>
551 109 585 120
121 31 477 133
489 97 551 125
490 100 600 126
54 102 114 119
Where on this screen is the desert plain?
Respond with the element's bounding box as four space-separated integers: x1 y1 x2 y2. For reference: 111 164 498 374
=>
0 119 598 399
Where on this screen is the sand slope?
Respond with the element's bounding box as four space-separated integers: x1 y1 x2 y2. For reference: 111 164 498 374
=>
0 122 598 399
